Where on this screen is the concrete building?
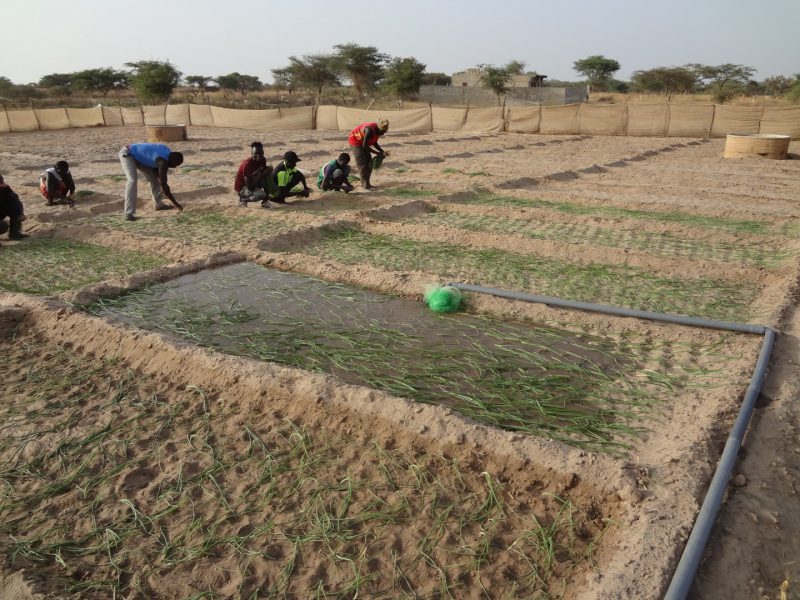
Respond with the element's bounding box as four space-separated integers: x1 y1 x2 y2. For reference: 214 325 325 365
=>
452 68 547 88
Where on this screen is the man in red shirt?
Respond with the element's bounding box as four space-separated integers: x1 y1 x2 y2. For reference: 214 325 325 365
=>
234 142 273 206
348 119 389 190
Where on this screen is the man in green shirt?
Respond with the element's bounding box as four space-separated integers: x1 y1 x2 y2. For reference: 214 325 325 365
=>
265 151 311 206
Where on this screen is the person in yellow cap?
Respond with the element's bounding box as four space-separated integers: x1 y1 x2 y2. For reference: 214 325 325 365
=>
347 118 389 190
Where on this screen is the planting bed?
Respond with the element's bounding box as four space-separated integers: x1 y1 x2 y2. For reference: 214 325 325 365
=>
0 126 798 599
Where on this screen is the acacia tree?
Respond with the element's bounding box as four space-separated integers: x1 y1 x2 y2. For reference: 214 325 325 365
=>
215 72 262 96
382 57 426 101
333 43 387 95
786 74 800 104
478 62 522 104
688 63 755 103
573 55 621 91
287 54 342 97
185 75 217 99
39 73 75 98
73 68 129 97
422 72 452 86
762 75 794 96
631 67 696 94
125 60 182 103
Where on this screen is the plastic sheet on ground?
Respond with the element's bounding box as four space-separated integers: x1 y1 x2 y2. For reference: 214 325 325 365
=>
102 107 124 127
463 107 504 132
627 104 669 136
432 107 467 131
67 107 104 128
6 109 39 132
540 104 580 134
506 106 541 133
165 104 190 125
759 106 800 139
189 104 214 127
711 105 762 137
667 104 714 137
578 104 626 135
35 108 70 130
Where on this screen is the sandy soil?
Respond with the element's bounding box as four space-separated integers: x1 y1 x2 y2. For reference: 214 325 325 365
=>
0 125 798 599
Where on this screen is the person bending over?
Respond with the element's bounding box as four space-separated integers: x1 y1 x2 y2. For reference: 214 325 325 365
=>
119 142 184 221
318 153 354 193
265 151 310 206
348 118 389 190
234 142 274 206
40 160 76 207
0 175 29 243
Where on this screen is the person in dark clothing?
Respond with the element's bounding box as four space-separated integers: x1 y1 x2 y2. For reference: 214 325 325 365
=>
317 153 354 193
265 151 311 206
39 160 76 207
348 119 389 189
0 175 29 243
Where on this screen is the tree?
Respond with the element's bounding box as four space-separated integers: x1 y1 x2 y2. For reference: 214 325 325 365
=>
630 67 696 94
271 67 299 93
506 60 526 76
215 72 262 96
382 57 426 100
125 60 182 103
185 76 217 99
72 68 129 97
786 74 800 104
573 55 621 91
333 43 387 95
478 62 520 104
687 63 755 103
762 75 794 96
38 72 75 97
422 72 452 86
286 54 342 96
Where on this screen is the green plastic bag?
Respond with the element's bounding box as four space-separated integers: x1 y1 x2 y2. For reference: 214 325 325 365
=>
424 285 463 313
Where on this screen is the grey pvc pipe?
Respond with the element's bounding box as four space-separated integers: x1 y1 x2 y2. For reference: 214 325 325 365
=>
446 282 776 599
664 326 775 599
448 283 766 335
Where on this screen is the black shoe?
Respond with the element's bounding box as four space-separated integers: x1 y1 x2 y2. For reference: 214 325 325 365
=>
155 205 174 211
125 214 137 221
9 233 29 240
271 198 287 204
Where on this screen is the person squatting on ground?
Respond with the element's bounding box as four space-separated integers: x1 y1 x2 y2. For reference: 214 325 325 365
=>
265 151 311 207
119 143 184 221
317 153 354 193
39 160 76 207
0 175 29 244
235 142 275 206
348 119 389 190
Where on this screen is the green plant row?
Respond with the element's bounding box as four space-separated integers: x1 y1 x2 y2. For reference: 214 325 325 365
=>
301 229 756 321
0 337 607 598
409 211 790 267
87 264 729 452
0 239 167 295
453 192 798 236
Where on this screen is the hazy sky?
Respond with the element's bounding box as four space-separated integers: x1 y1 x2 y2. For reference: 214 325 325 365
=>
2 0 798 85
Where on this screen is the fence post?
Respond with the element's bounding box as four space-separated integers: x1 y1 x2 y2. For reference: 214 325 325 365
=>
707 104 716 138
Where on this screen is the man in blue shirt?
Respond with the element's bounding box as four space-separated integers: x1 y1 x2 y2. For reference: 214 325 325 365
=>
119 143 184 221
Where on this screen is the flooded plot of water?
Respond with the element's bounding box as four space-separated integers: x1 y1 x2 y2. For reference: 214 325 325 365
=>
89 263 662 450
